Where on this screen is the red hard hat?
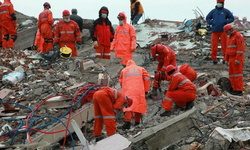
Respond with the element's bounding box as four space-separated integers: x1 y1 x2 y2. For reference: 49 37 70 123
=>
117 12 125 20
43 2 51 8
151 44 163 58
63 10 70 16
165 65 176 75
223 24 233 32
217 0 225 3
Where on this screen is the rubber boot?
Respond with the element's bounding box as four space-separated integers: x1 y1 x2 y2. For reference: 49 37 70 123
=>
122 122 131 129
134 122 140 126
95 136 104 142
160 111 171 117
185 101 194 111
151 87 157 96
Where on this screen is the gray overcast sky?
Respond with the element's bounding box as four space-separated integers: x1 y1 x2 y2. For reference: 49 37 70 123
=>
11 0 249 24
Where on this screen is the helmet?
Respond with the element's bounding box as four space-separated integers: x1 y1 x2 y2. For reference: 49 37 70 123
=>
117 12 125 20
217 0 225 3
223 24 233 32
63 10 70 16
151 44 163 59
60 46 72 58
165 65 176 75
0 2 2 5
43 2 51 8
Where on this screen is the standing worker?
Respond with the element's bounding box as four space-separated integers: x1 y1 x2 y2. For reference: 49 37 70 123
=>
110 12 136 66
0 0 18 50
93 86 132 141
206 0 234 64
54 10 81 57
130 0 144 25
38 2 54 52
150 44 176 96
119 60 150 129
90 6 114 59
224 24 245 96
161 65 196 117
70 8 83 32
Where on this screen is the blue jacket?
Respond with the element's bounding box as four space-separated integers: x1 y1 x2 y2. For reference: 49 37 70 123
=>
206 6 234 32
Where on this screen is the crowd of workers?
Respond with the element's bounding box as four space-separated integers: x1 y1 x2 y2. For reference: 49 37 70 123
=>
0 0 246 142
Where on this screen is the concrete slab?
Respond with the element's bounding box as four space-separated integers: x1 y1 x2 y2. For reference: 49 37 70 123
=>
129 107 197 150
89 134 131 150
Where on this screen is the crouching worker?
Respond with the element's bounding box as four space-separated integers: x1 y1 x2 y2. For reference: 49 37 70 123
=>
93 86 132 141
151 44 176 96
160 65 196 117
174 63 197 82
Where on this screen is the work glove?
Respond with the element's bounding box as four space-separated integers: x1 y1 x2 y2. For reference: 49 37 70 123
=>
15 23 19 29
76 41 81 45
235 60 240 65
93 41 98 48
131 47 136 52
31 45 37 50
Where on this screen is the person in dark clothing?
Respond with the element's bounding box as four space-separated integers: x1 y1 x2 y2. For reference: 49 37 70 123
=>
70 9 83 32
90 6 114 59
130 0 144 25
206 0 234 65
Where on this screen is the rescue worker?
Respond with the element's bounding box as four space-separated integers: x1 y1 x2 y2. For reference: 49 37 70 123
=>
206 0 234 64
110 12 136 65
0 0 18 50
93 86 132 141
33 29 44 53
119 60 150 129
151 44 176 96
70 8 83 32
38 2 54 52
175 63 197 82
161 65 196 117
54 10 81 57
90 6 114 59
224 24 245 96
130 0 144 25
155 63 197 91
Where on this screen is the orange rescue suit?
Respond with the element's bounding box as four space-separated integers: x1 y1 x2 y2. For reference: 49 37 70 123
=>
119 60 150 123
162 71 196 111
54 20 82 57
34 29 44 53
110 12 136 65
176 63 197 82
0 0 17 49
38 8 54 52
225 31 245 91
211 32 227 61
93 87 128 137
151 45 176 88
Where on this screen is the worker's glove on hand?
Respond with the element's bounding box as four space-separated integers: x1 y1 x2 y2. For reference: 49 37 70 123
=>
32 45 37 50
131 47 136 52
235 60 240 65
93 41 98 48
15 23 19 29
76 41 81 45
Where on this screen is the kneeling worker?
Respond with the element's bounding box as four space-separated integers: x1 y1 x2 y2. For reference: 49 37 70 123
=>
161 65 196 117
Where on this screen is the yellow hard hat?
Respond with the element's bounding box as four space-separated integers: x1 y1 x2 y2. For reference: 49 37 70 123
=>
60 46 72 58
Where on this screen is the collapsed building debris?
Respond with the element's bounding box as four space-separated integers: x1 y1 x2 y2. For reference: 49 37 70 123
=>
1 8 250 150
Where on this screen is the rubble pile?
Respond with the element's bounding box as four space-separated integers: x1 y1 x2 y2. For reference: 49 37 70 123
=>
1 13 250 149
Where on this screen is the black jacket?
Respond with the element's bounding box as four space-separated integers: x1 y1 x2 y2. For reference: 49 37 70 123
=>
70 14 83 32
